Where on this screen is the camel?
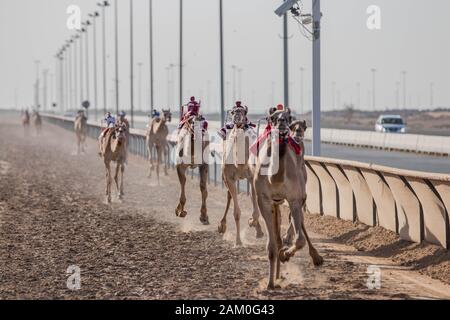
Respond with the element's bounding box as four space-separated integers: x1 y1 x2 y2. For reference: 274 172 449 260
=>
74 111 87 154
174 115 209 225
250 108 323 290
146 109 172 184
22 110 30 136
98 123 128 204
32 111 42 135
218 107 264 246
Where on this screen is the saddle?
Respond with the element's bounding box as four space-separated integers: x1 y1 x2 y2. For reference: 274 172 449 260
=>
249 124 301 156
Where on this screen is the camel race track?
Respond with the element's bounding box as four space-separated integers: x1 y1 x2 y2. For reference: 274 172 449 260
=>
1 114 450 301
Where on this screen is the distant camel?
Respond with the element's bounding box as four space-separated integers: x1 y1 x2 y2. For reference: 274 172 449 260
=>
22 110 30 136
98 123 128 204
74 111 88 154
218 106 264 246
146 109 172 185
174 115 209 225
250 108 322 290
32 111 42 135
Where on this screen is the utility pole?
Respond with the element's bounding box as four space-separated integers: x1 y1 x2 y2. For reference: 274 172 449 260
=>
43 70 48 111
312 0 321 156
219 0 225 126
130 0 134 127
149 0 154 114
395 81 400 109
83 21 91 108
78 28 85 105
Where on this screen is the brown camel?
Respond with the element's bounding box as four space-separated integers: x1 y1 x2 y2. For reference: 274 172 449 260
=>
218 107 264 245
32 111 42 135
250 109 322 290
98 123 128 204
74 111 87 154
174 115 209 225
22 110 30 136
146 109 172 184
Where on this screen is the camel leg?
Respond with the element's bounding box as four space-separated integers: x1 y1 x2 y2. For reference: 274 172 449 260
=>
279 200 306 263
199 164 209 225
222 175 242 245
114 163 121 200
302 224 324 266
147 140 154 178
218 190 232 235
248 179 264 238
257 195 279 290
164 144 169 176
274 205 283 280
156 145 162 186
104 160 112 204
119 163 125 198
175 165 188 218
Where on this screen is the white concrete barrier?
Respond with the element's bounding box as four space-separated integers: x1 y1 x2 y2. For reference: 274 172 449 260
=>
42 113 450 249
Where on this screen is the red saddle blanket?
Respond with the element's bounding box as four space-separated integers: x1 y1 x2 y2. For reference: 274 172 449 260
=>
249 125 301 156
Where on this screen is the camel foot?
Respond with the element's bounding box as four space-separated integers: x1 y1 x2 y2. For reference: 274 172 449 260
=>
311 252 324 266
104 197 112 205
235 239 243 247
266 282 281 290
177 210 187 218
279 247 292 264
200 215 209 225
164 171 169 176
217 222 227 234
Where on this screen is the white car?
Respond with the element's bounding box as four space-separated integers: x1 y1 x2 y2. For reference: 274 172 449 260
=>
375 115 406 133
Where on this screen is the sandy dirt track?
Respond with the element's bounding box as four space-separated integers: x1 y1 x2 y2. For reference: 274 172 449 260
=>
0 116 449 300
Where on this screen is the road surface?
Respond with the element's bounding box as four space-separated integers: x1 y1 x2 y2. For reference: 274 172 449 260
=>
1 116 449 299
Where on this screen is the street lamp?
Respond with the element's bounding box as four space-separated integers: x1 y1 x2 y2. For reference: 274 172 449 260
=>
89 11 100 120
137 62 143 112
97 1 110 115
149 0 154 114
82 21 92 107
130 0 135 127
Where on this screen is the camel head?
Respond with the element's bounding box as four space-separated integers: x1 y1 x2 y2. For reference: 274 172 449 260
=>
289 119 307 141
269 109 291 138
162 109 172 122
231 105 248 128
114 123 128 146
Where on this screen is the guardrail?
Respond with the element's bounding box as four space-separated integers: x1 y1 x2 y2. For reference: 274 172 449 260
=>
42 114 450 249
304 128 450 156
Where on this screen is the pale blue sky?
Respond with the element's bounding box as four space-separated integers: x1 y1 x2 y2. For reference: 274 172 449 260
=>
1 0 449 113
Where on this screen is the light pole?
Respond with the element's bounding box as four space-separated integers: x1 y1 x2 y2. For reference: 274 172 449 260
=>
299 67 305 114
283 5 289 109
83 21 91 108
312 0 321 156
43 69 49 111
114 0 119 114
34 60 40 109
49 73 54 108
137 62 143 112
356 81 361 109
130 0 135 127
149 0 154 114
66 40 72 110
219 0 225 126
179 0 183 117
89 12 100 120
77 28 85 105
371 68 377 111
97 1 110 115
